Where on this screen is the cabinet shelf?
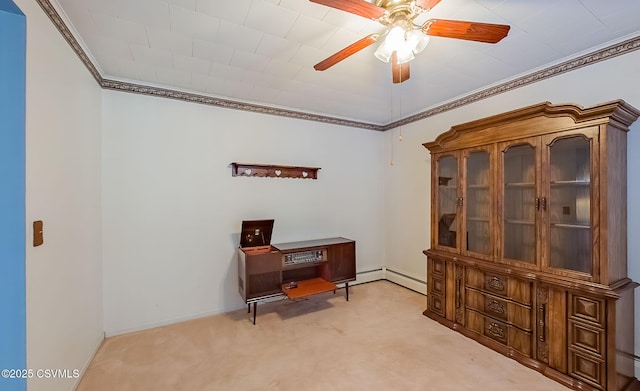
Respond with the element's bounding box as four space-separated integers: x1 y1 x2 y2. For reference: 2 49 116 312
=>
550 180 590 186
505 219 534 226
551 223 590 230
467 184 489 189
467 216 490 222
505 182 535 188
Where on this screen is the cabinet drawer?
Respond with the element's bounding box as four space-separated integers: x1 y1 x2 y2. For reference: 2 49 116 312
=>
569 321 605 358
465 268 531 305
467 289 533 331
570 294 605 327
485 318 508 345
568 349 605 390
465 309 532 357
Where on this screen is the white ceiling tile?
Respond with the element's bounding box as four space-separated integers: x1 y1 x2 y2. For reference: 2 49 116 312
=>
83 35 133 61
262 59 303 78
202 75 227 95
286 14 335 48
169 5 220 41
255 34 300 61
193 38 234 64
89 11 149 46
130 43 173 68
189 73 211 92
321 8 379 33
209 63 246 81
240 69 275 87
147 28 193 57
230 51 270 72
288 44 327 67
57 0 640 124
116 0 171 31
164 0 196 11
215 21 263 53
221 79 255 99
173 53 211 75
91 52 122 76
244 0 298 37
157 68 192 89
195 0 252 25
81 0 120 17
279 0 330 21
115 59 159 83
243 85 281 103
480 28 559 69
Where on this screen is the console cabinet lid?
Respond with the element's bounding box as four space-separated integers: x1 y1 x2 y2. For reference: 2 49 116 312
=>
240 219 274 248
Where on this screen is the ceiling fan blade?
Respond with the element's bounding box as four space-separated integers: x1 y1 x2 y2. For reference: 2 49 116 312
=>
309 0 385 20
314 34 379 71
391 52 410 84
422 19 510 43
415 0 442 12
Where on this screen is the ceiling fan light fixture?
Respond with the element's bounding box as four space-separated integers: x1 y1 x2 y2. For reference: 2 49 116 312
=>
406 29 430 54
395 46 415 64
374 40 394 62
375 24 410 63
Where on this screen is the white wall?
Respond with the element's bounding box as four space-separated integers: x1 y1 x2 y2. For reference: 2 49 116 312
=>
101 91 387 336
385 48 640 369
16 0 104 390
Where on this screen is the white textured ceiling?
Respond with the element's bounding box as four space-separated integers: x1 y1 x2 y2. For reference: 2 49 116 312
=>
53 0 640 125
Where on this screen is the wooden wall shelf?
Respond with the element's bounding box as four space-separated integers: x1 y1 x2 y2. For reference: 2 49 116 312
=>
230 162 320 179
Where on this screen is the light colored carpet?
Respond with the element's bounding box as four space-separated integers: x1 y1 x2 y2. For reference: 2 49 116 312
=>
77 280 570 390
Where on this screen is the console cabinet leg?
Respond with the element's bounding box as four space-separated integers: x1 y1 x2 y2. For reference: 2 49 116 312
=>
253 302 257 325
346 282 349 301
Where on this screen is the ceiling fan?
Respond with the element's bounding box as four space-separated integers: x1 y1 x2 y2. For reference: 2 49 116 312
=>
311 0 511 83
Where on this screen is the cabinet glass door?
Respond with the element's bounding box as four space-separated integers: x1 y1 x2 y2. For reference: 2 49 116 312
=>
436 155 458 249
465 150 491 256
547 135 592 273
502 143 537 264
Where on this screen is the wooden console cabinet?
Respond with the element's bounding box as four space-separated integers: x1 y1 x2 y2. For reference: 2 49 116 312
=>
423 101 639 391
238 220 356 323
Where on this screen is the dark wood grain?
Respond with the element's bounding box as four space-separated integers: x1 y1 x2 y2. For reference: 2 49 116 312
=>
415 0 441 12
423 19 510 43
422 101 639 391
281 277 337 300
391 52 410 83
310 0 385 20
314 34 379 71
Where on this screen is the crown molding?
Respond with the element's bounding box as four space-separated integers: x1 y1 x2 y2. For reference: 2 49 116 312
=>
36 0 640 131
383 34 640 131
36 0 102 84
100 79 385 131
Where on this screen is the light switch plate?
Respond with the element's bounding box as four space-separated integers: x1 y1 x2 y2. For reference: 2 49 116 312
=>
33 220 43 247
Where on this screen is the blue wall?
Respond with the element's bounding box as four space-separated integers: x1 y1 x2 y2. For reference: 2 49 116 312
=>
0 1 26 390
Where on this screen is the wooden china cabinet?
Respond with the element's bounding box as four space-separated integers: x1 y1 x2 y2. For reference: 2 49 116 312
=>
423 101 639 391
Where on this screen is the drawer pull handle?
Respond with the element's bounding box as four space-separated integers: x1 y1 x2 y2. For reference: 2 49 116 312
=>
487 276 504 291
488 322 505 339
487 300 505 314
538 303 546 342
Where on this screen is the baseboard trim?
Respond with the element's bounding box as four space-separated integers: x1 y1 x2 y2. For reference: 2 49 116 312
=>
104 269 424 337
71 332 104 390
104 302 250 338
383 268 427 295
